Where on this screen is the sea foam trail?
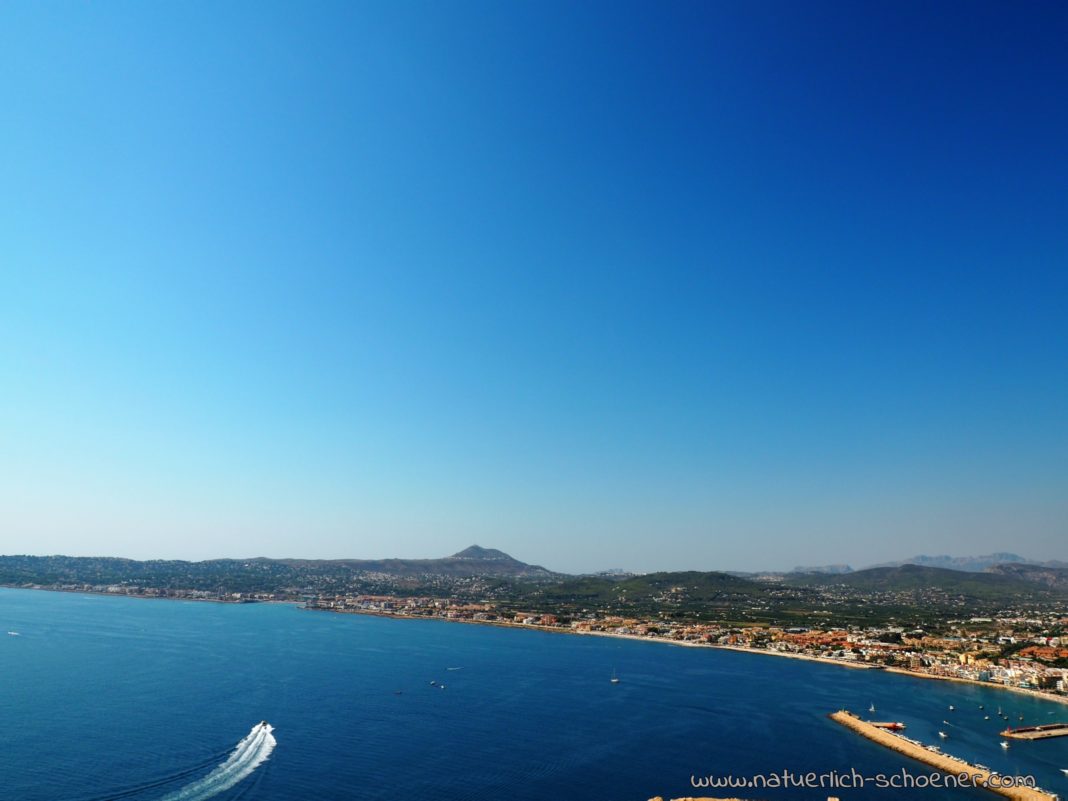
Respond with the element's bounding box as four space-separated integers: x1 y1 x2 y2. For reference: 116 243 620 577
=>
158 723 276 801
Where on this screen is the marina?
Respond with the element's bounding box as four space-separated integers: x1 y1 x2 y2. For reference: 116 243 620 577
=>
831 710 1059 801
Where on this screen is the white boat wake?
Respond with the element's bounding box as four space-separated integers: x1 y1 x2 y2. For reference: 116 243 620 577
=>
159 722 276 801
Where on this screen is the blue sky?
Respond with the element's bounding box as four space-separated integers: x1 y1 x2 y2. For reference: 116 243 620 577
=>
1 2 1065 572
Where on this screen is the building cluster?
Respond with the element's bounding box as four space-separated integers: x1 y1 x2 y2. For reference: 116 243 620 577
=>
308 593 1068 697
20 583 278 602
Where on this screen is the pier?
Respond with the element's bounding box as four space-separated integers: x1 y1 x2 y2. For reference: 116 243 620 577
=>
1002 723 1068 740
831 710 1058 801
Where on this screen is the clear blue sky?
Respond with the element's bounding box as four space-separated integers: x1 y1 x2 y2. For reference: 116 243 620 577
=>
1 2 1065 572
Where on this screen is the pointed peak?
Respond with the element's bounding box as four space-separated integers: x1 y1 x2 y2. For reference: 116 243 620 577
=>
450 545 514 561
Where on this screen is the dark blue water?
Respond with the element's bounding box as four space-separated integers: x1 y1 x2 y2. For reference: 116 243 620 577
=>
2 588 1067 801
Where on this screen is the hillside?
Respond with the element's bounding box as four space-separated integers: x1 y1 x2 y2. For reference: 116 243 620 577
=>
986 563 1068 590
789 564 1059 600
512 570 824 622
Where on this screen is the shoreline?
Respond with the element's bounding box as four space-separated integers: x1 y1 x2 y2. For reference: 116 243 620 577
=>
881 666 1068 708
5 584 1066 709
0 583 284 606
306 605 1068 706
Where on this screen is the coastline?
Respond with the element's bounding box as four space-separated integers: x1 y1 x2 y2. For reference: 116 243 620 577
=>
305 605 1068 706
0 583 282 606
5 584 1066 709
881 666 1068 708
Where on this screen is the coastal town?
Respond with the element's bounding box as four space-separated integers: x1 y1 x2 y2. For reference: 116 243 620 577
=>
5 551 1067 702
301 592 1068 699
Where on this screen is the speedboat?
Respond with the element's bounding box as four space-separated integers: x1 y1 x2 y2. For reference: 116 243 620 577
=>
939 731 948 739
1059 768 1068 776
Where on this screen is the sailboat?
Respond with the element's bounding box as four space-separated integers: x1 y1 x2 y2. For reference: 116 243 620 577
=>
869 702 876 713
610 669 620 684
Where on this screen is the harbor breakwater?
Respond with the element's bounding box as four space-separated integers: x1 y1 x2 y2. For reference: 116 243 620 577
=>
830 710 1056 801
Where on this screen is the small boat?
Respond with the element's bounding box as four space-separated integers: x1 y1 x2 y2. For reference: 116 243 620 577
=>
985 716 990 720
980 704 985 710
943 720 950 725
430 680 437 686
949 705 955 711
440 684 446 689
6 631 19 636
939 731 948 739
1001 741 1010 749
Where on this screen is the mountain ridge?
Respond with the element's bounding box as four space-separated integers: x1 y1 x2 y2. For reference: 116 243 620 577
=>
0 546 560 585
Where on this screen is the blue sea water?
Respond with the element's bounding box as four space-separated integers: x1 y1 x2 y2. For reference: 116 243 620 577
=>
2 588 1067 801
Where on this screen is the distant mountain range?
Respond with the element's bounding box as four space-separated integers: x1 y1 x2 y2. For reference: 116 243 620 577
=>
868 552 1067 572
0 545 558 591
789 563 854 575
2 547 1064 604
784 563 1056 598
791 553 1066 576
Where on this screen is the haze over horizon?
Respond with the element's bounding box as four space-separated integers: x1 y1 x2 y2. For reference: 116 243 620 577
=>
2 2 1065 574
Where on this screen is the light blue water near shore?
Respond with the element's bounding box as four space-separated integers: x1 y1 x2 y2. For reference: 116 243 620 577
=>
2 588 1067 801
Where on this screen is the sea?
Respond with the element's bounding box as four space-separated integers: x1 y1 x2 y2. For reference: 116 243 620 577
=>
2 587 1067 801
